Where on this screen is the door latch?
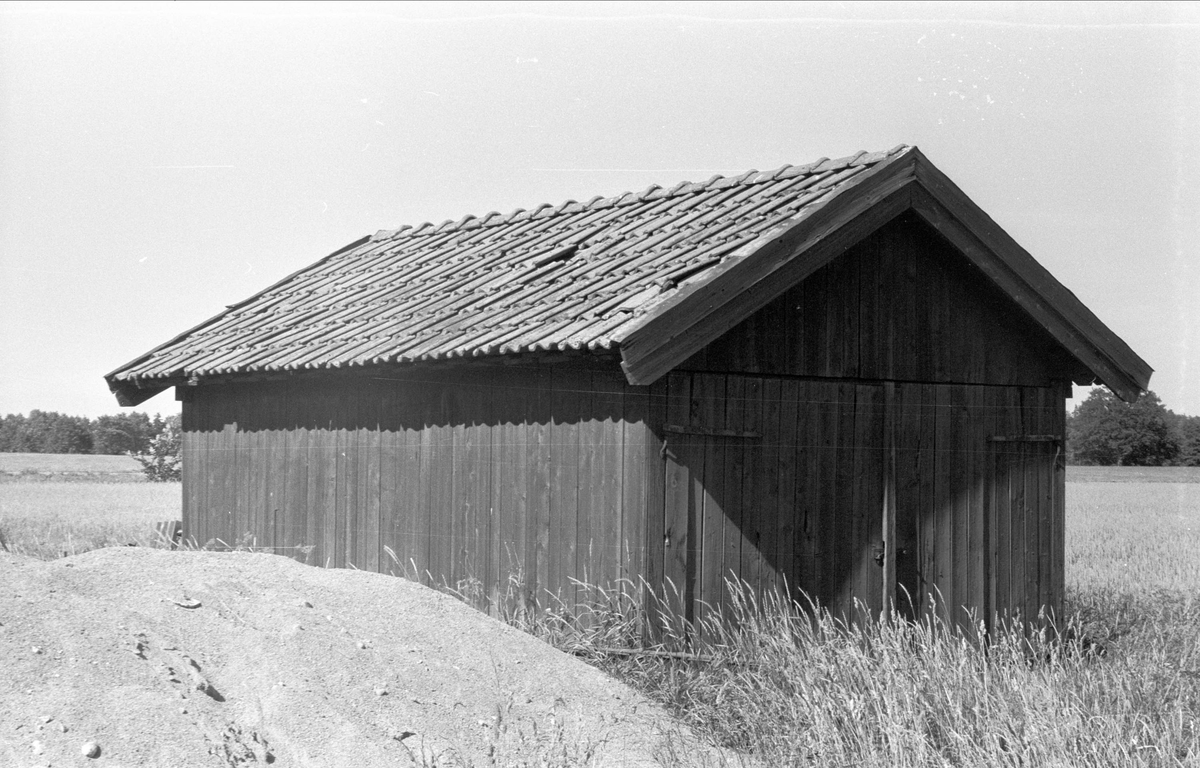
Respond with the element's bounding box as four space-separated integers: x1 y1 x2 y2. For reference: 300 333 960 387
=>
872 540 886 567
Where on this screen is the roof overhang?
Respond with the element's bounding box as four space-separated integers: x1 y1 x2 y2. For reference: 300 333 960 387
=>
616 147 1152 402
104 235 374 408
109 380 172 408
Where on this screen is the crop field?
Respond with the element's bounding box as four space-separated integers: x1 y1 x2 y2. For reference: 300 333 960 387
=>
1 463 1198 765
0 481 179 558
0 451 145 483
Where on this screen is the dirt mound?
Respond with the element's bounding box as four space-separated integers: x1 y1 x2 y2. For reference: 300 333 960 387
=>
0 549 720 767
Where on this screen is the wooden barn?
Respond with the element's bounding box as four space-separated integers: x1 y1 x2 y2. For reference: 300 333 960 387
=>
106 146 1150 631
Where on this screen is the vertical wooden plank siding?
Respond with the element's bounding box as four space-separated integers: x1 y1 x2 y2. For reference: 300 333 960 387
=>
695 373 725 621
202 389 223 548
1052 383 1067 621
758 378 784 597
1008 409 1028 625
575 371 601 597
966 385 987 630
363 384 383 574
464 381 484 601
892 382 925 620
332 389 352 569
946 384 970 628
378 383 401 575
194 392 209 549
679 214 1072 389
346 384 366 569
620 385 649 591
775 379 801 596
794 381 820 604
305 385 329 568
199 392 218 549
913 383 938 623
1036 387 1055 626
423 386 450 585
850 384 883 619
473 383 494 609
641 379 668 637
217 389 239 549
490 367 525 613
231 386 251 551
180 399 199 548
594 371 625 592
549 368 581 608
739 376 767 600
399 379 428 579
929 385 953 624
662 372 694 620
988 388 1017 624
457 381 486 604
881 382 897 618
830 381 858 618
183 359 1067 634
264 385 288 557
807 382 837 608
719 376 748 616
1021 388 1041 626
448 385 469 592
529 366 553 605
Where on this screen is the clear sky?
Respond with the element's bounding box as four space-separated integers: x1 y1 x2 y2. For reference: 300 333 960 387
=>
2 1 1198 419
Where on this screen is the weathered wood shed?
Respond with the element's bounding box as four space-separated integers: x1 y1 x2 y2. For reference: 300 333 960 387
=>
107 146 1150 630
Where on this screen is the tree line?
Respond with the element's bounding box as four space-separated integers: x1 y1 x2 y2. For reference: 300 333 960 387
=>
1067 389 1200 466
0 410 173 455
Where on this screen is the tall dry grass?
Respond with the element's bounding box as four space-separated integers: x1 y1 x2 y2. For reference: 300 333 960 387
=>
497 574 1194 767
492 478 1200 767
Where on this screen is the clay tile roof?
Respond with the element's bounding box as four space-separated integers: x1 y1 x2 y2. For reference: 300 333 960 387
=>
107 147 919 390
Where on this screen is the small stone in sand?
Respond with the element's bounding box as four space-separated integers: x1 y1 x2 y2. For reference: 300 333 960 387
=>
81 740 101 758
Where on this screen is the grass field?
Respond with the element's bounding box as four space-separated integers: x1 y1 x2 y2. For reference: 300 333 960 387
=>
0 452 145 483
1 463 1198 765
1068 465 1200 484
0 481 179 557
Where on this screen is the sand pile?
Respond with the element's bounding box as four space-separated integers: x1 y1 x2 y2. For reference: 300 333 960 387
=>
0 548 720 767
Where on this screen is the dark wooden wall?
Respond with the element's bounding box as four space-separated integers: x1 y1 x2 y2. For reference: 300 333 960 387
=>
681 212 1086 388
181 365 663 617
181 213 1069 629
650 373 1063 628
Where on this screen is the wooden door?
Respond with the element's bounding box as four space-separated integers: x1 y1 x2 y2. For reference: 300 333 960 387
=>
661 373 887 625
987 435 1062 632
662 372 765 625
796 381 886 622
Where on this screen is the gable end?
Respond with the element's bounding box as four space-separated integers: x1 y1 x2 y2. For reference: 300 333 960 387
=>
617 149 1151 401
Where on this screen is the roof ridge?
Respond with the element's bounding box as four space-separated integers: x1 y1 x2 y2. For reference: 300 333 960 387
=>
381 148 905 240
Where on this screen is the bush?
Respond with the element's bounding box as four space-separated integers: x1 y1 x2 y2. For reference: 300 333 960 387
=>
130 415 181 482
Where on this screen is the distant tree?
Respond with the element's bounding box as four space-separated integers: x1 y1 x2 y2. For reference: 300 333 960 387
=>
130 414 181 481
1177 415 1200 467
0 414 35 452
13 410 94 454
1068 389 1179 466
92 412 156 455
